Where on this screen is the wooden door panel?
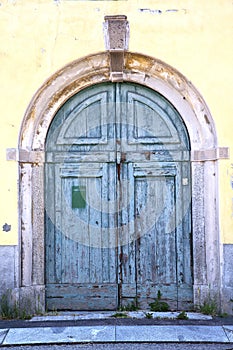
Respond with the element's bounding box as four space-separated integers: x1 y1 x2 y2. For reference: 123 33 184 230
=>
137 284 178 310
134 165 177 308
46 162 118 309
119 84 189 150
46 284 118 311
60 164 103 284
46 84 116 152
127 93 180 144
117 163 136 306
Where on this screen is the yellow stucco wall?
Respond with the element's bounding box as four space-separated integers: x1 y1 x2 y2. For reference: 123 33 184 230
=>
0 0 232 245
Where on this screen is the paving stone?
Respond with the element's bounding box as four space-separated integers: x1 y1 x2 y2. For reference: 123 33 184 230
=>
223 325 233 342
151 312 179 319
31 315 76 321
186 312 212 320
0 329 8 345
3 326 115 345
74 312 114 320
115 326 230 343
128 311 146 319
31 312 115 322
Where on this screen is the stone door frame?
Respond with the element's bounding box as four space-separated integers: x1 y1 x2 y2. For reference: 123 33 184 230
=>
16 51 228 311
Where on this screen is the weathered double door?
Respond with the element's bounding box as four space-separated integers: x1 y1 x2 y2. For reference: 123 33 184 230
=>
45 83 192 310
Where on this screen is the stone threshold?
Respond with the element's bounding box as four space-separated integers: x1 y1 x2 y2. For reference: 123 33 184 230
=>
30 311 212 322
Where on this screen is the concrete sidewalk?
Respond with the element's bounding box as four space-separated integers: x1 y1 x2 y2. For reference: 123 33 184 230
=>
0 312 233 346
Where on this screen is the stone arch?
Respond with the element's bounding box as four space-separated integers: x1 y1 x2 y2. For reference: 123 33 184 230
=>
17 51 226 311
20 52 216 151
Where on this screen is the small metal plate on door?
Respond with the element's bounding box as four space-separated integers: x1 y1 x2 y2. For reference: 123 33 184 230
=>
182 178 189 186
72 186 86 209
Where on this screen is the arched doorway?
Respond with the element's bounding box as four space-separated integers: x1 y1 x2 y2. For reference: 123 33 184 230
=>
45 82 192 310
18 52 224 313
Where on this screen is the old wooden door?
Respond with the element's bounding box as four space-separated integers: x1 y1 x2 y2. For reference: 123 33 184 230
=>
45 83 192 311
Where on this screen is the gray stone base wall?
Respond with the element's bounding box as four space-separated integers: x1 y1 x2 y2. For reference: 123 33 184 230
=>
18 285 45 314
193 284 220 309
0 246 45 315
222 244 233 314
0 246 18 292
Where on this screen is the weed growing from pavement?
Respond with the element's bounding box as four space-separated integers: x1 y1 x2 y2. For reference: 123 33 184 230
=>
149 290 170 312
199 298 218 316
177 311 189 320
119 297 139 312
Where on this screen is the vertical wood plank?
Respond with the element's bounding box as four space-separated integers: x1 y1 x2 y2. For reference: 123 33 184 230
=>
108 163 118 284
89 176 103 283
55 164 62 284
101 163 110 283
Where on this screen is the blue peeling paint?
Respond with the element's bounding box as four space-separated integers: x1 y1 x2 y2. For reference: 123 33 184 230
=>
139 8 187 15
2 223 11 232
166 9 179 13
139 9 162 14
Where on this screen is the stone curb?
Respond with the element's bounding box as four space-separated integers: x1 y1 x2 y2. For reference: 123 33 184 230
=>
0 325 233 345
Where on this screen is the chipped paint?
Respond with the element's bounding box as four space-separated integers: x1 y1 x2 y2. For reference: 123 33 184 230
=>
139 9 162 14
139 8 187 15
